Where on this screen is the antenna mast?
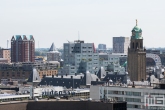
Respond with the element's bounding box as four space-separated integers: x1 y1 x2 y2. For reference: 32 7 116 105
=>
7 40 9 49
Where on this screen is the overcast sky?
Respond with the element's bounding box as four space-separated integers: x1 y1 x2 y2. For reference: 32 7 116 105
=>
0 0 165 49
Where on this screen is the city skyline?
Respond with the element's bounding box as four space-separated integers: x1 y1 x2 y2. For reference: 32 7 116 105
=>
0 0 165 48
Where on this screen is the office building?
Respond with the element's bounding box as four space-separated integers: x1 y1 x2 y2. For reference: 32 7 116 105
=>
146 49 160 54
11 35 35 62
113 36 129 54
128 20 146 81
99 53 127 72
47 43 61 62
98 44 106 50
90 82 165 110
0 49 11 63
62 40 99 75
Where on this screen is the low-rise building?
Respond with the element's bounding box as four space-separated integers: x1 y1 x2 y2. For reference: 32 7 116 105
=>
90 83 165 110
0 62 59 84
0 49 11 63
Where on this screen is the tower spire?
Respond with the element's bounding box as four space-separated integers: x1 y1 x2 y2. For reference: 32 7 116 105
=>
136 19 138 26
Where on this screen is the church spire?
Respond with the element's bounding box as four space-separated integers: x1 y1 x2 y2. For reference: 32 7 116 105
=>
136 19 138 26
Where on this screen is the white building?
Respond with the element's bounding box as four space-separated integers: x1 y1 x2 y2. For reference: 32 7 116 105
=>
90 84 165 110
47 43 61 62
113 37 130 54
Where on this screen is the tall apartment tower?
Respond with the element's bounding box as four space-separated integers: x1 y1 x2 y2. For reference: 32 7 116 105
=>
11 35 35 62
62 40 99 75
127 20 146 81
113 37 130 54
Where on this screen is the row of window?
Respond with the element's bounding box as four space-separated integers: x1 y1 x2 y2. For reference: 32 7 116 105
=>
1 72 25 75
104 90 141 96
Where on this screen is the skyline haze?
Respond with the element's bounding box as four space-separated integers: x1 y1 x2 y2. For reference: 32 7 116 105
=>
0 0 165 48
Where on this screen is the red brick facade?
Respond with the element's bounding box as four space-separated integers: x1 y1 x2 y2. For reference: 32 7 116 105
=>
11 35 35 62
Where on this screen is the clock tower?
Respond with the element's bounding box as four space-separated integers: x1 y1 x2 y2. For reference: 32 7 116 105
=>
127 20 146 81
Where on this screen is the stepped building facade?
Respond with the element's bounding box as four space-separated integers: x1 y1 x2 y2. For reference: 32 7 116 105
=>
11 35 35 62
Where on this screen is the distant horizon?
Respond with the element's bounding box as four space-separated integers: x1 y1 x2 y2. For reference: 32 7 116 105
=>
2 46 165 50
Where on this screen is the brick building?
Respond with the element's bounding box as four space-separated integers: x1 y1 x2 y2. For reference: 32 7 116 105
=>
0 62 59 84
11 35 35 62
128 20 146 81
0 49 11 63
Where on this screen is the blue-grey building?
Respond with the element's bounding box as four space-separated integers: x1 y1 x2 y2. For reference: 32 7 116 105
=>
113 36 129 54
61 40 99 75
98 44 106 50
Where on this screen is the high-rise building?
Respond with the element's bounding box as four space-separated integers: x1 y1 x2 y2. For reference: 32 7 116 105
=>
62 40 99 74
128 20 146 81
47 43 61 62
113 36 130 54
0 49 11 63
98 44 106 50
11 35 35 62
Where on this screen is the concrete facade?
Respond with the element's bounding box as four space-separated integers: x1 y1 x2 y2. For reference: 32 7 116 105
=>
62 40 99 74
90 85 165 110
98 44 106 50
113 37 129 54
47 43 61 62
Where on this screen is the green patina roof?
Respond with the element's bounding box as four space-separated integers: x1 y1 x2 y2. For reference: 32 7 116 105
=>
131 25 143 39
13 35 34 41
132 26 141 32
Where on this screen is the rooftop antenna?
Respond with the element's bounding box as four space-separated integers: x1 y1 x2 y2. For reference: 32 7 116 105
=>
136 19 138 26
78 31 80 41
7 39 9 49
67 40 70 43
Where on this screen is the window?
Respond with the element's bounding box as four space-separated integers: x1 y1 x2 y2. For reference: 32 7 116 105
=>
126 91 132 96
133 92 141 96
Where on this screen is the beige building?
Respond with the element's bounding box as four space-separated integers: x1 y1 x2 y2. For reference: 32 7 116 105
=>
0 49 11 63
128 20 146 81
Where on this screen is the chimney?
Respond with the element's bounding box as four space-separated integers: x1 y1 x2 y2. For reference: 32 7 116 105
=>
141 79 144 82
71 76 73 79
52 75 54 78
132 81 135 88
